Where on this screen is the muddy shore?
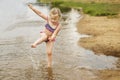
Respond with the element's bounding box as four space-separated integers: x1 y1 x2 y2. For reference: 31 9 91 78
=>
77 14 120 80
77 14 120 57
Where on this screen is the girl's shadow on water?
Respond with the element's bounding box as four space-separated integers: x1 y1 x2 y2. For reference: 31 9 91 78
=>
47 67 54 80
25 65 54 80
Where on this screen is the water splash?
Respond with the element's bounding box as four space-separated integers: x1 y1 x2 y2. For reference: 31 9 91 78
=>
28 49 40 70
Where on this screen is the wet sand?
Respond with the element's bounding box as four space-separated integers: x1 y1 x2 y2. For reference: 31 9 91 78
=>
77 14 120 57
0 0 120 80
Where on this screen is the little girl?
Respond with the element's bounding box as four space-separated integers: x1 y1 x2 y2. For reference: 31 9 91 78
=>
28 4 62 67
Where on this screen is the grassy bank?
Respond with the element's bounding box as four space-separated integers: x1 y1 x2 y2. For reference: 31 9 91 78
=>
37 0 120 16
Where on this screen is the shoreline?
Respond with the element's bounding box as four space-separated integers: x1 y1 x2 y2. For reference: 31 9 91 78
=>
76 14 120 80
77 14 120 57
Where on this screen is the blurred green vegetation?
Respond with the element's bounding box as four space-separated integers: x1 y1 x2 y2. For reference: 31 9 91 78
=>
37 0 120 16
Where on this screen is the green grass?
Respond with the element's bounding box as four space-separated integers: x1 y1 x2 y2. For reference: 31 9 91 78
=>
37 0 120 16
62 2 120 16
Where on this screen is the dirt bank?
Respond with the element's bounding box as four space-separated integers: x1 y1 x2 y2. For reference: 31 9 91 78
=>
77 14 120 57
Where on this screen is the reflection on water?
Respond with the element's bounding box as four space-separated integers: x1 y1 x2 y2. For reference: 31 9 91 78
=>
0 0 119 80
47 67 53 80
25 65 54 80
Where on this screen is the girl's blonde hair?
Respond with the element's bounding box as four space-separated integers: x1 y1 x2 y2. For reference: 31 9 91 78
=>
49 7 62 22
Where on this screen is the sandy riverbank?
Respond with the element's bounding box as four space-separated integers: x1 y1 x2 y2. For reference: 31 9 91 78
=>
77 14 120 80
77 14 120 57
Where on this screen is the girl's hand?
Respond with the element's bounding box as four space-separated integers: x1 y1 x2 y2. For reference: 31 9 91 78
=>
48 36 55 41
28 4 33 8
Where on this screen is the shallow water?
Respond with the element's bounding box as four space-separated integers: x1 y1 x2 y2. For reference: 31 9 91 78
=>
0 0 119 80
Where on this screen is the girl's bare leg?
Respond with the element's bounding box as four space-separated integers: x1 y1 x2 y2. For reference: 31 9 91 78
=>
31 33 47 48
46 41 54 67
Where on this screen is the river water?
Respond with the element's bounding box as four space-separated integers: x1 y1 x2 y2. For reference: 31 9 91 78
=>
0 0 119 80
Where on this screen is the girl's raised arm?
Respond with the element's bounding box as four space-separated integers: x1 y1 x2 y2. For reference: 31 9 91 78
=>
28 4 47 20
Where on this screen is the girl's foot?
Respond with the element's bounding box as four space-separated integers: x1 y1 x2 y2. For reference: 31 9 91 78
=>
31 44 36 48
